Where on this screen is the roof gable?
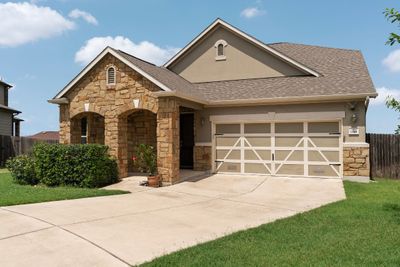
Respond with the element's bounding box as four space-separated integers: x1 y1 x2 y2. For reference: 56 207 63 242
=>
164 18 320 78
53 47 173 99
168 26 307 83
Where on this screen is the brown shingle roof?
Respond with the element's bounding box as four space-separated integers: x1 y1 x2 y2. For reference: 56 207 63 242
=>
114 49 204 100
116 42 376 104
194 43 376 102
28 131 59 141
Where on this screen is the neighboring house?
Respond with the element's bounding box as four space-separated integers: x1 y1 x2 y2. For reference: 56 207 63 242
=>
49 19 377 184
0 79 22 137
28 131 59 141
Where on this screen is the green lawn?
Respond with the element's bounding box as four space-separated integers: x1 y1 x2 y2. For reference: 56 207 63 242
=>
0 171 128 206
143 179 400 267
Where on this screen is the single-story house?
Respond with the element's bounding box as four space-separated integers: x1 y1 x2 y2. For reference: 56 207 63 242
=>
49 19 377 184
28 131 59 141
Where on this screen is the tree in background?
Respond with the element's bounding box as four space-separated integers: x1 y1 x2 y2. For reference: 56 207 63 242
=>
384 7 400 133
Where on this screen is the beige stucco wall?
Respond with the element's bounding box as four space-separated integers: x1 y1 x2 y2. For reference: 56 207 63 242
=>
195 101 366 143
169 26 305 83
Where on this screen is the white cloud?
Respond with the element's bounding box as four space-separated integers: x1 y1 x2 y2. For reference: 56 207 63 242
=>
383 49 400 72
69 9 98 25
75 36 180 66
240 7 266 18
370 87 400 106
0 2 75 47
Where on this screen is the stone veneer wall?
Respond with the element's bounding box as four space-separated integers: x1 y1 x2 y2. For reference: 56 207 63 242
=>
343 146 370 177
157 97 180 184
59 54 180 184
193 146 212 171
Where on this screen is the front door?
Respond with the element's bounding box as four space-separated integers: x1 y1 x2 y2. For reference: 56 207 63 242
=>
180 113 194 169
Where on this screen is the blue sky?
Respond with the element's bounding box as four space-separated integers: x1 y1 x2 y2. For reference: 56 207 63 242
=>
0 0 399 135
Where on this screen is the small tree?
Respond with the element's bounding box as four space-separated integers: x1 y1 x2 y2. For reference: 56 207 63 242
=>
384 7 400 133
134 144 157 176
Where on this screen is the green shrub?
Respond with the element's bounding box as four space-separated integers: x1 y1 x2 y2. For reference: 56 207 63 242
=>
33 143 118 188
6 155 38 185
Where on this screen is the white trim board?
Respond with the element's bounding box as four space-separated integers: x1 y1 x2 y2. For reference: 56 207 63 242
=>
164 18 320 77
209 111 345 123
343 142 369 148
53 47 173 99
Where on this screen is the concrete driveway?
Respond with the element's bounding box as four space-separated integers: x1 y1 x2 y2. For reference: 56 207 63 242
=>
0 175 345 266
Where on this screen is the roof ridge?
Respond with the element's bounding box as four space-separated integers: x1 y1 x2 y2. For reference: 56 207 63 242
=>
115 48 158 67
268 42 360 52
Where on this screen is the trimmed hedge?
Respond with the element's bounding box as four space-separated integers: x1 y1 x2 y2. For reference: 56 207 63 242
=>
6 155 38 185
6 143 118 188
33 143 118 188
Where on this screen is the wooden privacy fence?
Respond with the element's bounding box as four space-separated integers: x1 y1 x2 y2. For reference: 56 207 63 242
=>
367 133 400 179
0 135 58 166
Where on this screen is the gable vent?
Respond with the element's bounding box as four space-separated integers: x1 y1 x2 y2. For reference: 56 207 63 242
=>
107 66 116 85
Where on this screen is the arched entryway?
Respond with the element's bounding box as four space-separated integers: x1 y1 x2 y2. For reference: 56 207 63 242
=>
70 112 105 144
118 109 157 175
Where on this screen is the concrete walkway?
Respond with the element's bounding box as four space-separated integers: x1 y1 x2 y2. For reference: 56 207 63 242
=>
0 175 346 266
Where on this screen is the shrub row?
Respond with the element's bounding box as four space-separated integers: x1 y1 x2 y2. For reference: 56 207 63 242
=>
6 143 118 188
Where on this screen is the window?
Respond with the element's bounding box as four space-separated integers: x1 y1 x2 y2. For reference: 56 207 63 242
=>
214 40 227 60
81 117 88 144
217 43 224 56
106 66 116 85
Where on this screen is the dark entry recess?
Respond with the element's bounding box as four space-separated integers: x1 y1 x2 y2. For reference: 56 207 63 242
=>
180 113 194 169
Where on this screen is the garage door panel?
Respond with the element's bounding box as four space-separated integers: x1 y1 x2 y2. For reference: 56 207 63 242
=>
244 150 271 160
216 124 240 134
244 137 271 147
276 164 304 176
309 151 339 162
275 137 303 147
308 122 339 133
308 137 339 148
217 162 241 173
244 123 271 134
275 150 303 161
216 150 240 160
275 123 303 133
216 137 240 147
244 163 270 174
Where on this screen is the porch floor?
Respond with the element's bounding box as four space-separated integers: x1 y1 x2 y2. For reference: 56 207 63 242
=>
105 170 210 192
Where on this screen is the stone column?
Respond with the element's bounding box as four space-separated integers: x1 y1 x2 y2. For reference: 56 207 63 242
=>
105 114 128 178
59 104 71 144
343 145 370 179
157 97 180 185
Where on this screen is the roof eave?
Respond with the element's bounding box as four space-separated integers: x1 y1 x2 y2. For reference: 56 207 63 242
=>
152 91 208 105
205 93 378 107
48 98 69 104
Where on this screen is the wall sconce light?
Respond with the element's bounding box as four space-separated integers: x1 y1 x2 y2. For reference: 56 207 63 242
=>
133 99 140 108
84 103 90 112
351 113 358 123
201 117 205 126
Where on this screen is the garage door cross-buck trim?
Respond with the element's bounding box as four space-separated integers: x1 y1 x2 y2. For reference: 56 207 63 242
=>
213 121 342 178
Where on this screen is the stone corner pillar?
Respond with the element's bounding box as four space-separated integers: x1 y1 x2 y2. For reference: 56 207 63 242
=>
343 143 370 182
157 97 180 185
105 115 129 179
59 104 71 144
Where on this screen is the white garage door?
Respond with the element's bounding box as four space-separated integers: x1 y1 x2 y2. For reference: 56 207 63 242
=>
214 121 342 178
